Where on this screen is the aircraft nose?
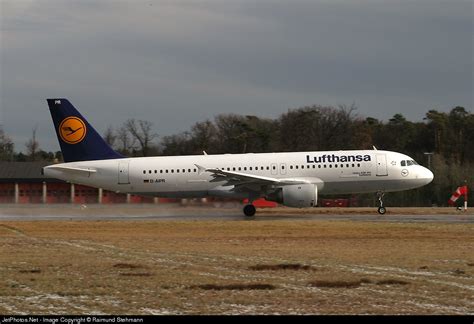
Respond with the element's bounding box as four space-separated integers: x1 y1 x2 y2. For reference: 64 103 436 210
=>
420 167 434 184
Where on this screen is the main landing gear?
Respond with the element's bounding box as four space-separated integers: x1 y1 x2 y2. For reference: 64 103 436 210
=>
243 204 256 217
377 191 386 215
243 194 258 218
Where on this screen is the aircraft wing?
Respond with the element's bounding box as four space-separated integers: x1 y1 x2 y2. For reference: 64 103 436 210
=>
203 167 279 186
195 164 313 188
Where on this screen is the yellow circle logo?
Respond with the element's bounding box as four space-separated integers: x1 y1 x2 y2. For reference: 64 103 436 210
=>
59 117 87 144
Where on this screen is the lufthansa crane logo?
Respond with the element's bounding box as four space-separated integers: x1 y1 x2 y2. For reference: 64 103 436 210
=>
59 117 86 144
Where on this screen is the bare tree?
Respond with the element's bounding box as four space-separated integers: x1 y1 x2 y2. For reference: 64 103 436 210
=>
103 125 117 148
0 126 14 161
116 125 136 156
25 125 40 161
214 114 249 153
189 120 217 153
124 119 158 156
161 132 192 156
278 104 361 151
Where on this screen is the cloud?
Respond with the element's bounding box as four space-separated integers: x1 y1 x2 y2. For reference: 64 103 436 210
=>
0 0 472 152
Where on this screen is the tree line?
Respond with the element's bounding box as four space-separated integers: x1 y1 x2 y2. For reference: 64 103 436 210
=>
1 104 472 207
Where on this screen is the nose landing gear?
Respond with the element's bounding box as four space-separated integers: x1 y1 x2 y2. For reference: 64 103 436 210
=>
377 191 386 215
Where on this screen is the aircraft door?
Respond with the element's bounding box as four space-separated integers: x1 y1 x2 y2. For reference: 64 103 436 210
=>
118 161 130 184
376 154 388 176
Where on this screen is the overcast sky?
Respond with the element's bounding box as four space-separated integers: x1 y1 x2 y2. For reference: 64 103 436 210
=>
1 0 472 152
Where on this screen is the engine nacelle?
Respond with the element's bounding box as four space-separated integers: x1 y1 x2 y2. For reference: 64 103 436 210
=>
266 183 318 208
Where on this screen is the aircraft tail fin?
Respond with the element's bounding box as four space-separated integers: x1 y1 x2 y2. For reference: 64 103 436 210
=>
46 98 124 162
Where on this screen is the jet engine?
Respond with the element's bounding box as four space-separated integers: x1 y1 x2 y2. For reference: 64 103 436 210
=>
266 183 318 208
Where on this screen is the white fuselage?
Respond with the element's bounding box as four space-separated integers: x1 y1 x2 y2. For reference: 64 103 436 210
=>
43 150 434 201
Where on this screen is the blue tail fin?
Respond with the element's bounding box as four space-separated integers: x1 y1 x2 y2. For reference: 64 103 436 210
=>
47 98 124 162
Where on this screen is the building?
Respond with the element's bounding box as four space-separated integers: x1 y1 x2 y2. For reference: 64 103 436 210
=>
0 162 166 204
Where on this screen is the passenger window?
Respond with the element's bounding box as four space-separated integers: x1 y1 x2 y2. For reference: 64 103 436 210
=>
143 170 146 174
318 165 321 169
290 166 293 169
295 166 299 169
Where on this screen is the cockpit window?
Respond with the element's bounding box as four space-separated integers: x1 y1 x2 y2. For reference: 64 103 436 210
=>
401 160 419 167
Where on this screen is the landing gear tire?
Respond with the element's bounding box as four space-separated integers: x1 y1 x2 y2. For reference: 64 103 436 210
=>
243 204 256 217
376 191 386 215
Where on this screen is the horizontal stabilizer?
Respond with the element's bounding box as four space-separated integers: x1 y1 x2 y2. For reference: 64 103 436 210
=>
44 165 97 175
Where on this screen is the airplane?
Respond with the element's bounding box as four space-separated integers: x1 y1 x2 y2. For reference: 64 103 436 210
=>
43 98 434 217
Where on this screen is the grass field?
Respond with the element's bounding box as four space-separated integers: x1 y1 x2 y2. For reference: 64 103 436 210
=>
0 209 473 314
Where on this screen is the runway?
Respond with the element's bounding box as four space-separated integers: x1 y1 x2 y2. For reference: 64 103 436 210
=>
0 204 472 223
1 204 473 315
